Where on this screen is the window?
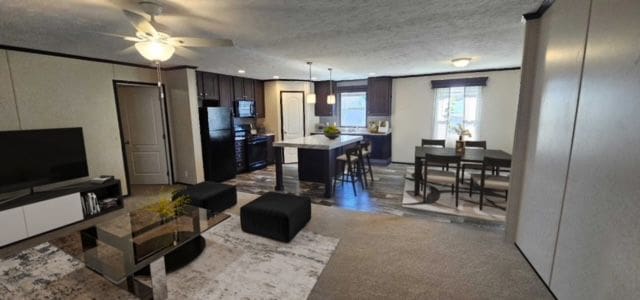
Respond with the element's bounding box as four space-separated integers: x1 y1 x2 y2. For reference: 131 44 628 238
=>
340 91 367 127
433 86 482 143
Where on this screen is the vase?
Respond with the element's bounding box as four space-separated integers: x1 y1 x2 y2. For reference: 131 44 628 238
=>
455 137 465 155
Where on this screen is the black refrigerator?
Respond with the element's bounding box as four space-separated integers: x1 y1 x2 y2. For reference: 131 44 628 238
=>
199 106 236 182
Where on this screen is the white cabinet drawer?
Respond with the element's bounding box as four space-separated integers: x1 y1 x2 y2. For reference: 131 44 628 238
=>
0 207 29 247
23 193 84 236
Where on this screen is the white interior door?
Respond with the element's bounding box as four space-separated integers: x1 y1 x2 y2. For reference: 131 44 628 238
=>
281 92 305 163
117 85 170 185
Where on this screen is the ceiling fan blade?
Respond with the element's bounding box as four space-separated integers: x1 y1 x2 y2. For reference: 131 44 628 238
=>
174 47 199 60
123 9 158 37
118 45 138 55
168 37 233 48
124 36 144 42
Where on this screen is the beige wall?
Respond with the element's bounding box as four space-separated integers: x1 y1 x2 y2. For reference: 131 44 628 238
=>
163 68 204 184
263 80 317 141
0 51 19 130
391 70 521 163
0 50 202 195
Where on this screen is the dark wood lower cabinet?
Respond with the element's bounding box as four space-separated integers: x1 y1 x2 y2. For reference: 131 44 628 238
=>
266 135 275 164
235 140 246 172
364 133 392 163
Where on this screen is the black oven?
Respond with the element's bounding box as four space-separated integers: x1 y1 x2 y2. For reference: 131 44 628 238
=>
234 99 256 118
246 135 268 171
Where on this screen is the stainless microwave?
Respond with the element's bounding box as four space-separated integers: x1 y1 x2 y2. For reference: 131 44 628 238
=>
234 99 256 118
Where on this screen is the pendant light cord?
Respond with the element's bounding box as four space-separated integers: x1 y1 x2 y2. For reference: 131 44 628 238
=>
329 68 333 94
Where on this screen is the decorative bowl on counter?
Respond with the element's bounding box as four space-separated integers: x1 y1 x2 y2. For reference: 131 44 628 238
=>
323 125 341 139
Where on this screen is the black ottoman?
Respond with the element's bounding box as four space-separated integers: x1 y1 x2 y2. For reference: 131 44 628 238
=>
174 181 237 213
241 192 311 242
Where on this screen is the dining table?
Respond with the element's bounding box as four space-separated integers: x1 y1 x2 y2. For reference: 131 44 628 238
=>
413 146 512 196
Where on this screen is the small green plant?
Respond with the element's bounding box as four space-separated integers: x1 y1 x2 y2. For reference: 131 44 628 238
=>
323 125 341 136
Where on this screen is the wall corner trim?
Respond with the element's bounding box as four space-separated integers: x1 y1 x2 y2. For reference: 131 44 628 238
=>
523 0 555 20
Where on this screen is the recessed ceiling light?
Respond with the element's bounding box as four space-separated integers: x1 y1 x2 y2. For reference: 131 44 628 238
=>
368 72 376 76
273 75 280 79
451 58 471 67
238 69 246 74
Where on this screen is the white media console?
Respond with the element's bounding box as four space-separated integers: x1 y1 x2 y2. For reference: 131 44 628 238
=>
0 193 83 246
0 180 123 248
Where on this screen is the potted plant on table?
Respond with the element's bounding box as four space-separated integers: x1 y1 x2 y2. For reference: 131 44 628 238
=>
452 124 472 155
323 125 341 139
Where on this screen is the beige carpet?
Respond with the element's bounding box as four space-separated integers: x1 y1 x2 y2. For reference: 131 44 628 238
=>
230 192 551 299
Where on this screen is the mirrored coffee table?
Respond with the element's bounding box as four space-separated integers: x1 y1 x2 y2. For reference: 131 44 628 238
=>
76 204 229 300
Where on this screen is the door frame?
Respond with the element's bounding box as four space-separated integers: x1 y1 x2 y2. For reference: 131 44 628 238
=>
112 80 174 196
279 90 306 140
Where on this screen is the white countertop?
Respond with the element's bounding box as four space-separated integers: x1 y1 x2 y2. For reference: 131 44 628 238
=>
274 135 363 150
311 130 392 136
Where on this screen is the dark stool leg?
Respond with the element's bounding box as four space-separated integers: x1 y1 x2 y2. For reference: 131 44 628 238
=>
347 159 357 196
367 155 374 183
359 156 368 189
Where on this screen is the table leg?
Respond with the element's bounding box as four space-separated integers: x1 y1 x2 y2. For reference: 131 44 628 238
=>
323 149 335 198
150 257 168 300
414 157 422 196
275 147 284 191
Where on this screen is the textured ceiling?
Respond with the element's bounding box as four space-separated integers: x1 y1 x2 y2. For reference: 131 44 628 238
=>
0 0 542 80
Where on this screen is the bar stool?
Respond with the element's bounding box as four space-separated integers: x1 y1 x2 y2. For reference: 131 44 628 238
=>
333 146 365 196
359 141 374 186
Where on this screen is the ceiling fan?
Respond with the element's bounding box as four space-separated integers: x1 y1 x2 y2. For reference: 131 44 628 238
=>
111 0 233 62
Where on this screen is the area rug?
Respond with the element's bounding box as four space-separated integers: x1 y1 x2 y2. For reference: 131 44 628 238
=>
401 167 506 224
0 215 339 299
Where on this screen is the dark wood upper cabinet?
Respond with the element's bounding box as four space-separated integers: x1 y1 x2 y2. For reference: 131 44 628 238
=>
254 80 265 118
218 74 234 108
314 81 336 116
196 71 219 100
196 71 204 98
203 72 219 100
243 78 255 100
367 77 392 116
233 77 244 100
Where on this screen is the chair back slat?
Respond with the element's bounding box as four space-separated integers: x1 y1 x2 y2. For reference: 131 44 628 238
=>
359 141 371 152
345 146 361 160
464 140 487 149
421 139 445 148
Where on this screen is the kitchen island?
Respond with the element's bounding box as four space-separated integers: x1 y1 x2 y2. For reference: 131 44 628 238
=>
273 135 363 198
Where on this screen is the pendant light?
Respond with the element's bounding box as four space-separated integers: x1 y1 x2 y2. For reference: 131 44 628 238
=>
327 68 336 105
306 62 316 104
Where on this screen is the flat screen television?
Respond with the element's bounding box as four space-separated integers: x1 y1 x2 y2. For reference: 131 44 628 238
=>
0 128 89 193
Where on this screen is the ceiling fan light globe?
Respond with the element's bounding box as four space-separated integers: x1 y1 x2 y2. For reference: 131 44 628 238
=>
135 41 175 62
452 58 471 67
307 93 316 104
327 94 336 105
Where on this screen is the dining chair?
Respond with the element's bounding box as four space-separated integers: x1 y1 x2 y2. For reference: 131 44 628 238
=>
423 153 461 206
421 139 447 171
334 146 365 196
469 156 511 210
359 141 374 186
460 140 488 184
